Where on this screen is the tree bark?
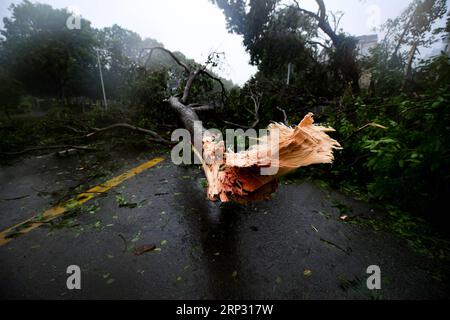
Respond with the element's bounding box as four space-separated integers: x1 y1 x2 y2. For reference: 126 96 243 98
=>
166 96 202 137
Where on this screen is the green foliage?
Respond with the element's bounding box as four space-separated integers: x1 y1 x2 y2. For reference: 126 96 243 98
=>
347 206 450 263
0 66 23 117
130 69 169 118
0 1 177 104
212 0 361 93
376 0 447 85
309 55 450 220
0 0 98 98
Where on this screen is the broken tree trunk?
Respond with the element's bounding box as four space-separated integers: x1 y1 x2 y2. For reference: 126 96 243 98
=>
168 94 341 203
209 112 340 203
145 47 341 203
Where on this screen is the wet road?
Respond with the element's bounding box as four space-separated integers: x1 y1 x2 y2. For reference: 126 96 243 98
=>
0 150 448 299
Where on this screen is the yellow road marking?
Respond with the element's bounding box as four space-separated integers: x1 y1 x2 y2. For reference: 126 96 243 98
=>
0 157 164 247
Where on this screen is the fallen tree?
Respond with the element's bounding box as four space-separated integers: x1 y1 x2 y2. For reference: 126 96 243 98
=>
143 47 342 203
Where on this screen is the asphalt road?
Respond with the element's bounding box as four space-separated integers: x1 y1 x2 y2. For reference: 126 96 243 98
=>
0 149 448 299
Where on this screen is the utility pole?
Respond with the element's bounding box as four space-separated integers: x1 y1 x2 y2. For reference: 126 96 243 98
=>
96 48 108 111
286 62 292 85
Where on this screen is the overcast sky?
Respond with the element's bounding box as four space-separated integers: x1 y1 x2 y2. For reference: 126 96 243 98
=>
0 0 423 85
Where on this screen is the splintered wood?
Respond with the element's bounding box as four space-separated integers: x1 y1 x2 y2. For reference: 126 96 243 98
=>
200 113 341 203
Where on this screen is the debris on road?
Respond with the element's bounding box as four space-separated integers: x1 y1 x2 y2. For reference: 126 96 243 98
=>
304 269 313 277
320 238 352 255
115 195 138 208
118 234 128 253
0 194 30 201
134 244 157 256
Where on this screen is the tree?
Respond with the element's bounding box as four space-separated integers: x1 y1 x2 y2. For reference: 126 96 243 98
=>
384 0 447 85
96 25 143 100
0 1 98 100
212 0 360 92
0 66 22 120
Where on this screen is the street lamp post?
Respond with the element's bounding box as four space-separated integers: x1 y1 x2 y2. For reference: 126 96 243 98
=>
96 48 108 111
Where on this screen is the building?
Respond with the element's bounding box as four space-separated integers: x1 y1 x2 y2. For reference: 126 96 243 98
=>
356 34 378 57
442 34 450 56
355 34 378 89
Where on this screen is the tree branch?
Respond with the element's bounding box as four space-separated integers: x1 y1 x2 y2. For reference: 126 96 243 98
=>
143 47 227 106
222 120 251 129
306 40 331 50
85 123 170 144
342 122 387 143
2 145 98 156
190 105 216 112
199 69 227 105
277 106 289 125
293 0 340 46
142 46 191 73
248 88 262 128
182 68 203 103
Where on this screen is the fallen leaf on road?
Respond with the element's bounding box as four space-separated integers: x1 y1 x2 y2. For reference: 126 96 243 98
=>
304 269 312 277
131 231 141 243
134 244 157 256
119 202 138 208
